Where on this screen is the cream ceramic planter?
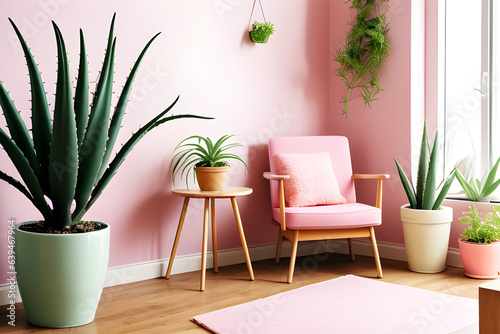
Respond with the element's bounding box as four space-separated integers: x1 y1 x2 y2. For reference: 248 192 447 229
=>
458 238 500 279
14 222 110 328
401 205 453 273
195 166 230 191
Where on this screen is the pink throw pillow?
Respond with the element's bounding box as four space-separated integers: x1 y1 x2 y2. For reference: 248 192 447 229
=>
273 152 347 207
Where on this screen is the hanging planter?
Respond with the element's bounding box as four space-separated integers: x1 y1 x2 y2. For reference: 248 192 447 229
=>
248 0 275 44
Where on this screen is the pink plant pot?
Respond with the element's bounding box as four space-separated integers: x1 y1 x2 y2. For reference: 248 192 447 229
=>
458 238 500 279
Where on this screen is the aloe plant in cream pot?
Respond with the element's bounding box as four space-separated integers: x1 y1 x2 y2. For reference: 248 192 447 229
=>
0 15 209 327
394 123 456 273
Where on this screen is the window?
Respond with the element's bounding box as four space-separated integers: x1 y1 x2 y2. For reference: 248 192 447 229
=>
443 0 500 200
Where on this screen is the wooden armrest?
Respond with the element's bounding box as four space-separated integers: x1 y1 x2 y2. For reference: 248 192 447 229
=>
263 172 290 181
352 174 390 180
351 174 390 209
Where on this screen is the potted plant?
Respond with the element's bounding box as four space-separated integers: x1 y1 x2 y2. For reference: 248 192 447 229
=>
458 205 500 279
249 21 275 43
172 135 248 191
332 0 390 116
0 15 209 328
454 157 500 202
394 123 456 273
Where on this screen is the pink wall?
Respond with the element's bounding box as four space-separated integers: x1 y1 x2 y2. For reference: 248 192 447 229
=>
0 1 332 284
329 0 412 245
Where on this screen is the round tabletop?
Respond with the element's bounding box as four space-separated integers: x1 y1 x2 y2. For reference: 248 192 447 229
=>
172 187 253 198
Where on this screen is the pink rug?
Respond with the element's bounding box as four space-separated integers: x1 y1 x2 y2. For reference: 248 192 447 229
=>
192 275 478 334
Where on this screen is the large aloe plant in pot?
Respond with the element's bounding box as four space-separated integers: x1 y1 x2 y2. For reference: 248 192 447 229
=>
394 123 456 273
0 15 209 327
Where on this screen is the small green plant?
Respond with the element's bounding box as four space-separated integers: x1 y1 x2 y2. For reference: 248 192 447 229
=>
333 0 390 115
394 123 456 210
250 21 275 43
459 205 500 243
172 135 248 188
0 15 210 230
454 157 500 202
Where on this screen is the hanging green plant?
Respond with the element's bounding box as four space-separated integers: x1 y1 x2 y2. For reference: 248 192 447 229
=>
333 0 390 116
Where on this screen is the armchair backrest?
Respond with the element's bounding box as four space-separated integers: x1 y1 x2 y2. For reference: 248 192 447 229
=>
268 136 356 208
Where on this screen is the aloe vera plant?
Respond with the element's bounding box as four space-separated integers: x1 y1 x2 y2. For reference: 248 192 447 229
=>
454 157 500 202
394 123 456 210
172 134 248 188
0 15 210 230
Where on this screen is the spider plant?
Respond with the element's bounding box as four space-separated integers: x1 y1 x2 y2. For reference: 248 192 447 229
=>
0 14 210 230
454 157 500 202
172 135 248 188
394 123 456 210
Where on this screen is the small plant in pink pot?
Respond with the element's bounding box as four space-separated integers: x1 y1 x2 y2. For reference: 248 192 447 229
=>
458 205 500 279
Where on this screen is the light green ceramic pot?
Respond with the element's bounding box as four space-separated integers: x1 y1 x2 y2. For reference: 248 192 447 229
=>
14 222 110 328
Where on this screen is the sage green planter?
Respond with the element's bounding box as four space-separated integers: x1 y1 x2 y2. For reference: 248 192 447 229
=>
14 222 110 328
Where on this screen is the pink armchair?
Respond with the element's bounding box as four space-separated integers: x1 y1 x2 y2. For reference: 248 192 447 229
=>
264 136 389 283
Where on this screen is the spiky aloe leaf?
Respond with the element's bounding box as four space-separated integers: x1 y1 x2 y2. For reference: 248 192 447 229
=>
432 169 456 210
73 38 116 215
97 32 162 181
0 129 51 221
48 21 78 227
422 131 439 210
455 169 478 200
394 159 417 208
74 29 89 148
0 83 41 184
416 123 430 209
482 156 500 196
8 19 51 194
73 97 213 222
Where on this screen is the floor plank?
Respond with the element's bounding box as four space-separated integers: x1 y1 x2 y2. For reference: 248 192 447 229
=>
0 253 488 333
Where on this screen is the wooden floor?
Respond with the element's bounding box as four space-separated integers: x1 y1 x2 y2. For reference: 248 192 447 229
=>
0 253 488 333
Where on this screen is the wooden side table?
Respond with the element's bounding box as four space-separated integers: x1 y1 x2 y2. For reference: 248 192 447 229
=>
165 187 255 291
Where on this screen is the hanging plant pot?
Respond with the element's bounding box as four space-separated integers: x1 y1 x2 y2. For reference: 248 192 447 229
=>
195 166 230 191
248 0 274 44
249 28 270 44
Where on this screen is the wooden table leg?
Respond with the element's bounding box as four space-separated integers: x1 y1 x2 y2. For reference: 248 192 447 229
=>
165 197 190 279
200 198 210 291
211 198 218 273
230 197 254 281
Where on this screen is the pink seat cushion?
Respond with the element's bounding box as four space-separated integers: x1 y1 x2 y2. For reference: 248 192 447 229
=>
272 203 381 230
273 152 346 207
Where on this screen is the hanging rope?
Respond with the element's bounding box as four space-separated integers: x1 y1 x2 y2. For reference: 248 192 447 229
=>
248 0 267 30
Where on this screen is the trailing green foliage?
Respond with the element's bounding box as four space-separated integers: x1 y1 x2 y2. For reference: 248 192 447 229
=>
333 0 390 115
172 135 248 188
394 123 456 210
459 205 500 244
250 21 275 43
0 15 211 229
455 157 500 202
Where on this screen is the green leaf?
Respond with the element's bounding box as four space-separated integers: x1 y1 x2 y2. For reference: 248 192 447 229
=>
394 159 417 208
416 123 430 209
482 156 500 194
8 18 51 194
48 21 78 227
455 169 478 200
432 169 456 210
74 29 89 148
422 131 439 210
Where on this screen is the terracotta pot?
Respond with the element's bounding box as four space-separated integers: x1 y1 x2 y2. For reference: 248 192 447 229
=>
195 166 230 191
458 238 500 279
400 205 453 273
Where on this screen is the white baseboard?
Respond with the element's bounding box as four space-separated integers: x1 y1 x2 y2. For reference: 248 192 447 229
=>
0 240 463 306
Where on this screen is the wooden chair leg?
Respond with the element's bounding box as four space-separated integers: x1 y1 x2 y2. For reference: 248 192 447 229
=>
275 230 284 264
370 227 383 278
348 238 356 262
287 231 299 284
